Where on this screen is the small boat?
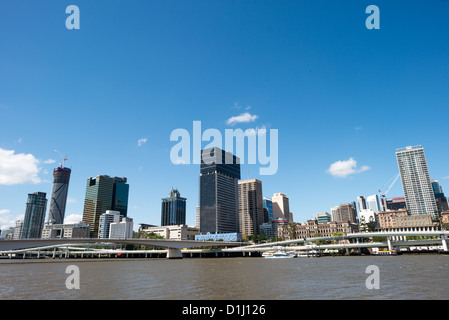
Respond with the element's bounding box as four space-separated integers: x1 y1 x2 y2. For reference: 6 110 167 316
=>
262 250 297 258
371 249 397 256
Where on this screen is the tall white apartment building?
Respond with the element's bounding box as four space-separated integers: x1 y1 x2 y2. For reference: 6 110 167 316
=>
396 145 437 215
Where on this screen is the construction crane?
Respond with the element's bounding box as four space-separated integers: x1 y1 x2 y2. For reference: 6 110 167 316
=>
54 150 68 168
378 173 400 210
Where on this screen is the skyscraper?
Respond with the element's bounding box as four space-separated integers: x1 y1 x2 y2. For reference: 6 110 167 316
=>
47 166 71 225
331 203 357 223
22 192 47 239
272 193 290 221
161 188 186 226
112 177 129 217
263 197 274 220
82 175 129 238
396 146 438 215
199 147 240 234
238 179 264 236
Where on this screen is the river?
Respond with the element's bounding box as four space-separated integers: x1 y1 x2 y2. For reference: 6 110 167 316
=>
1 255 448 300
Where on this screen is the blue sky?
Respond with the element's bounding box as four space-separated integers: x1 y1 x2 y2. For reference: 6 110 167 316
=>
1 0 449 230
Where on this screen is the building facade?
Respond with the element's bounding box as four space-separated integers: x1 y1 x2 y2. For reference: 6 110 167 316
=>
82 175 128 238
98 210 123 239
109 217 134 239
199 147 240 234
22 192 48 239
238 179 264 236
331 203 357 223
142 224 199 240
278 219 359 240
41 222 90 239
47 166 71 225
272 193 290 221
396 146 438 215
161 188 186 226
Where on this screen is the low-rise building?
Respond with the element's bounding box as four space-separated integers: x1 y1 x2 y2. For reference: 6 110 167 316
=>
41 222 90 239
278 219 359 240
141 224 199 240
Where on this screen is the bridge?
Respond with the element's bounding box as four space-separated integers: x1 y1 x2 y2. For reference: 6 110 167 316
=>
1 230 448 259
0 238 242 259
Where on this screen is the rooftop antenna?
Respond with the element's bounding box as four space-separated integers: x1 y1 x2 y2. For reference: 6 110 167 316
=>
54 150 68 168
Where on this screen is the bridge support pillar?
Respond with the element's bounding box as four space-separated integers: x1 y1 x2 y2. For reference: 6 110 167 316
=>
387 237 392 251
166 248 183 259
441 235 448 252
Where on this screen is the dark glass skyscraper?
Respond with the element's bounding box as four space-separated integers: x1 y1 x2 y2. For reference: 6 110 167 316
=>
199 147 240 234
22 192 47 239
161 188 186 226
82 175 129 238
47 166 71 225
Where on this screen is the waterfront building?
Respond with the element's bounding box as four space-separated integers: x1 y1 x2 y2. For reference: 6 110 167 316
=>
47 166 71 225
331 203 357 223
195 232 242 242
431 180 449 212
109 217 134 239
259 221 274 238
161 188 186 226
41 221 90 239
278 219 359 241
377 209 409 229
272 193 290 221
199 147 240 234
82 175 128 238
316 212 331 224
238 179 264 236
98 210 122 239
396 146 438 215
22 192 47 239
141 224 199 240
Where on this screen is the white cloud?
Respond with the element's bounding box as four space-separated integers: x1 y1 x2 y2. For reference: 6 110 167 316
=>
226 112 258 126
64 214 83 225
43 159 56 164
244 125 267 136
137 138 147 147
0 148 42 185
442 176 449 180
327 158 370 178
67 197 77 204
0 209 23 231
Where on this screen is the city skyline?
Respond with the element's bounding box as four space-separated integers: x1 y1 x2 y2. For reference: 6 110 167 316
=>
1 1 449 231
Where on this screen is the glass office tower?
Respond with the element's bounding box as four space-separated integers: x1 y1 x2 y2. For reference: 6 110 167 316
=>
199 147 240 234
161 188 186 226
22 192 47 239
47 166 71 225
82 175 129 238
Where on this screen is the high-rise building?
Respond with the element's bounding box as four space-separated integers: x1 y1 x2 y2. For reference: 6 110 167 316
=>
431 179 449 212
238 179 264 236
161 188 186 226
109 217 134 239
356 196 366 214
112 177 129 217
396 146 438 215
316 212 331 224
82 175 129 238
47 166 71 225
272 193 290 221
331 203 357 223
366 194 382 214
98 210 122 239
199 147 240 234
263 197 274 221
386 197 407 210
22 192 48 239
